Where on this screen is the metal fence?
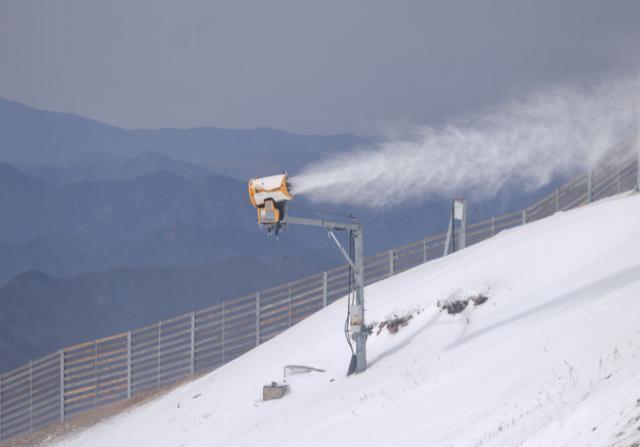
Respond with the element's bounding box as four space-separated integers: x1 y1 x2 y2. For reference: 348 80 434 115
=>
0 153 638 443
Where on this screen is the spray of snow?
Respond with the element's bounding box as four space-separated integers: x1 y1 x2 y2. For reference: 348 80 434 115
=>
291 74 640 207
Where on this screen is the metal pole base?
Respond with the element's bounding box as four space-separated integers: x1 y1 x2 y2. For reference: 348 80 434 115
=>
354 332 367 374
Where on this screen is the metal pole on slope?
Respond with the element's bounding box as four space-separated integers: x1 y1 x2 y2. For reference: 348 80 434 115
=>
451 202 456 252
459 199 467 250
285 216 367 374
446 198 466 253
443 209 453 257
352 223 367 374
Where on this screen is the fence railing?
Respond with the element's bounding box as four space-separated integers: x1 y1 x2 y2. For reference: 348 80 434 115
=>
0 152 638 443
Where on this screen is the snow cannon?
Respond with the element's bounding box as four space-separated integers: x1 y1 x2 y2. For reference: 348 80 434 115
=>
248 173 292 235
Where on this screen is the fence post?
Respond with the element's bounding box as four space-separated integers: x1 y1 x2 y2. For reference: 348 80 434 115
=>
555 188 560 212
255 293 261 347
221 302 226 364
288 283 292 327
156 322 161 389
29 361 33 433
423 238 428 263
587 171 593 202
491 216 495 236
126 332 132 399
93 341 98 408
190 313 196 375
322 272 328 308
59 350 65 421
389 250 394 276
521 209 527 225
617 161 621 193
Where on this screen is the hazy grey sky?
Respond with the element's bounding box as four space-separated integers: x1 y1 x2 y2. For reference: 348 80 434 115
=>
0 1 638 135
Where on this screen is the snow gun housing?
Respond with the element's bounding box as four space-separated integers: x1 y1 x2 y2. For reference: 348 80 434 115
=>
248 173 292 234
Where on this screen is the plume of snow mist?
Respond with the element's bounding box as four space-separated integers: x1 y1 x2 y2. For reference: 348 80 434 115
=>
291 75 640 207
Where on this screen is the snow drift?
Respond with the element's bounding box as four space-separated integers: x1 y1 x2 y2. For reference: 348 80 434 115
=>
48 192 640 447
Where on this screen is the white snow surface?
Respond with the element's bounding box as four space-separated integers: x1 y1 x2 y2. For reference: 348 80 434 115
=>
49 193 640 447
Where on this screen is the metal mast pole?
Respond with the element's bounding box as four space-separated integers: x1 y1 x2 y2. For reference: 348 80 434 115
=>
352 223 367 374
451 203 456 253
459 199 466 250
443 209 453 256
285 216 367 374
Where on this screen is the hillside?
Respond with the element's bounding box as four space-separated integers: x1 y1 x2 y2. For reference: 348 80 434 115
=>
45 191 640 447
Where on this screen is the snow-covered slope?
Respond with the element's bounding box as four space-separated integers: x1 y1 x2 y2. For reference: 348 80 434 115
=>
49 193 640 447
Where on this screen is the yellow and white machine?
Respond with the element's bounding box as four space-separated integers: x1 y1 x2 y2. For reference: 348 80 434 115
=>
248 173 292 232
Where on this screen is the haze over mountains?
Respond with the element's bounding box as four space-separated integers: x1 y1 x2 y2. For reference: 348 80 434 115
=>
0 98 559 373
0 98 366 180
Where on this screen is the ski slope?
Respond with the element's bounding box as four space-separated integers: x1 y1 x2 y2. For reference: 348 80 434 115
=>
48 192 640 447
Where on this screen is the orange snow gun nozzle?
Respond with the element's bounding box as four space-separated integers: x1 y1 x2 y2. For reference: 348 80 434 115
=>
248 173 292 232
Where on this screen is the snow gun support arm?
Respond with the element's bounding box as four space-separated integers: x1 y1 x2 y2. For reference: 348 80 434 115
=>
284 215 366 375
285 216 360 271
284 216 361 232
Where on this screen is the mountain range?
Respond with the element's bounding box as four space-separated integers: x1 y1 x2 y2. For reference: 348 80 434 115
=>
0 98 366 180
0 254 332 371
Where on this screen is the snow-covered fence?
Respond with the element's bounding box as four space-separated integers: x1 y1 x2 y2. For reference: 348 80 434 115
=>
0 152 638 443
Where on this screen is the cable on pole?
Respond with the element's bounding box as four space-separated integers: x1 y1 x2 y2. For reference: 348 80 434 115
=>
343 229 355 356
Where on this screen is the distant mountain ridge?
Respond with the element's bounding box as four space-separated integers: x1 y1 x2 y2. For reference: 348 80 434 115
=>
0 160 337 373
0 162 335 283
15 151 213 184
0 162 246 244
0 98 367 179
0 254 334 373
0 222 334 285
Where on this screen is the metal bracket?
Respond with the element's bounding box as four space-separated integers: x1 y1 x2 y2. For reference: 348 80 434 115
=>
281 214 366 374
327 229 357 271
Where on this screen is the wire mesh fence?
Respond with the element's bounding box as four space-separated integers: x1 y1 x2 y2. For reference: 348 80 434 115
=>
0 153 638 443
